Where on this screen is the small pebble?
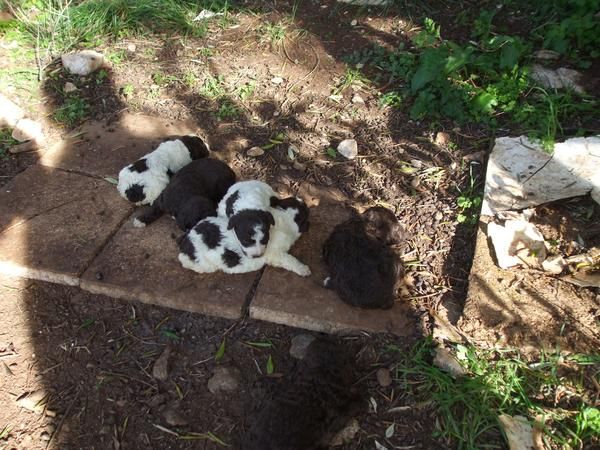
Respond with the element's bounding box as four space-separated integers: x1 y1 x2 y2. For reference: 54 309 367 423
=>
376 368 393 387
435 211 443 221
351 94 365 104
64 82 77 93
337 139 358 160
127 43 136 52
95 271 103 281
289 334 316 360
351 19 358 26
271 76 284 85
247 146 264 157
40 431 51 441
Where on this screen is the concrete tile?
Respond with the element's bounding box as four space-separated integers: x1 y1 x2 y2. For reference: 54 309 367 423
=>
0 165 133 285
39 113 200 177
80 216 256 320
250 202 416 335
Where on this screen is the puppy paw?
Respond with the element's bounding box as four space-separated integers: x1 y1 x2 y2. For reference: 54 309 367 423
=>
132 217 146 228
296 264 311 277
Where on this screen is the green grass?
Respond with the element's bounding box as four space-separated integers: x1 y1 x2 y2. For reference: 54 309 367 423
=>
52 95 89 127
13 0 231 55
235 81 255 101
151 71 178 87
456 165 482 226
199 74 225 99
216 99 239 120
0 129 18 158
390 339 600 449
260 21 287 47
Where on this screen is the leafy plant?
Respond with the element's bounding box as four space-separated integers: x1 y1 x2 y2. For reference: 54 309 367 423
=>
121 83 134 97
236 81 255 101
151 71 178 86
456 166 481 226
199 74 225 99
53 95 89 127
0 128 17 158
216 99 239 120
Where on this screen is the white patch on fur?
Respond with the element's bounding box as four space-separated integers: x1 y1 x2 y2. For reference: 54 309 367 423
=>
132 217 146 228
179 201 310 276
217 180 277 217
323 276 331 287
117 138 196 205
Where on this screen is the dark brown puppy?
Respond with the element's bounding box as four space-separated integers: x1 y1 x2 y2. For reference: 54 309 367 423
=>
322 206 405 309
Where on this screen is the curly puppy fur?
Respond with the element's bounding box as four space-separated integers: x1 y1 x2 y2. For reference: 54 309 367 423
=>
322 206 405 309
217 180 278 257
117 135 209 206
178 196 310 276
242 338 363 450
133 158 236 231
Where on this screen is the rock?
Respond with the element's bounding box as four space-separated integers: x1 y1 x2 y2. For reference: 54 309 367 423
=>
16 389 48 413
487 219 546 269
433 347 467 378
207 366 240 394
152 346 171 381
193 10 224 21
376 368 393 387
270 76 284 85
163 404 188 427
292 161 306 172
350 19 358 26
533 49 560 60
330 418 360 446
9 140 41 154
410 159 422 169
127 43 136 52
498 414 535 450
481 136 600 215
289 333 316 359
12 119 43 143
542 255 566 274
0 93 25 128
337 139 358 160
530 64 584 94
64 82 77 93
351 94 365 104
40 431 51 441
61 50 104 76
247 146 265 157
435 131 450 146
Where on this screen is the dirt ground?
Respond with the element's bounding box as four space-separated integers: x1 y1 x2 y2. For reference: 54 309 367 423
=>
1 1 599 449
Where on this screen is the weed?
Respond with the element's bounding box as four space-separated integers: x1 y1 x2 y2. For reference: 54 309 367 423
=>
333 68 368 95
106 49 126 65
216 99 239 120
261 21 287 46
391 339 600 449
121 83 134 98
182 70 198 88
236 81 255 101
379 91 402 108
199 74 225 99
0 128 18 158
261 133 286 150
151 71 178 86
52 95 89 127
95 68 109 84
215 339 226 362
456 165 481 226
198 47 214 57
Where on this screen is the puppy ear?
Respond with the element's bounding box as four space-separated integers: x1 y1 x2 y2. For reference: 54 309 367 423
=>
227 214 238 230
179 135 210 160
269 196 280 208
263 211 275 226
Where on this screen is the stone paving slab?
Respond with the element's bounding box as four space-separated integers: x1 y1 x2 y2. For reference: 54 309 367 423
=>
250 202 416 336
80 215 256 320
0 165 133 285
39 113 200 177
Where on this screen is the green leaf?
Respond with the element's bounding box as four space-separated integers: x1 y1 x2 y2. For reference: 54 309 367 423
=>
326 147 337 158
243 341 274 348
581 407 600 433
266 355 274 374
215 339 226 362
472 92 498 116
411 48 447 92
162 329 180 341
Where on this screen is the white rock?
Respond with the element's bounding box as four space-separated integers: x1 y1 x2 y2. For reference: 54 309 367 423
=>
533 49 560 60
481 136 600 215
433 347 467 378
435 131 451 146
152 346 171 381
337 139 358 160
64 82 77 93
542 255 566 274
498 415 535 450
330 418 360 446
289 334 316 359
207 366 240 394
247 146 265 157
127 43 136 52
193 10 224 21
350 19 358 26
351 93 365 104
271 76 284 85
487 219 546 269
12 119 43 143
61 50 104 76
0 93 25 128
530 64 584 94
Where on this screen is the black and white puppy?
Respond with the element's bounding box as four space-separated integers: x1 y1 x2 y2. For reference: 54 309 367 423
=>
322 206 405 309
133 158 236 231
178 196 310 276
117 135 210 205
242 338 362 450
217 180 279 258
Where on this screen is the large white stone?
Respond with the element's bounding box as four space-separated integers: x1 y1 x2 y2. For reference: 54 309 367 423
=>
61 50 104 76
487 219 546 269
337 139 358 160
498 415 535 450
0 93 25 128
530 64 584 94
481 136 600 215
